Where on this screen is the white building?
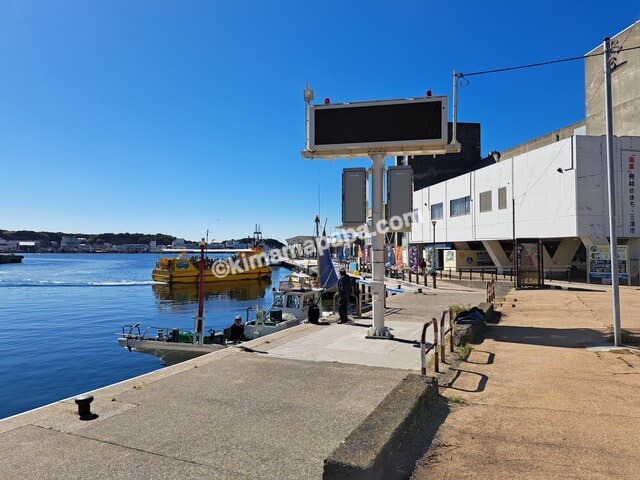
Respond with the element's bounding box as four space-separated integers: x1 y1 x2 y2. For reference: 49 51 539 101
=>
60 236 82 252
171 238 186 249
410 135 640 284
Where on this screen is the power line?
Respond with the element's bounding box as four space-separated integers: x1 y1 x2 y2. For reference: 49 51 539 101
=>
459 53 601 78
458 44 640 79
620 44 640 53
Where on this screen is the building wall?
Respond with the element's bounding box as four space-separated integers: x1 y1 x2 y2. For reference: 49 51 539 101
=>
512 139 577 238
474 159 514 240
499 120 585 161
585 20 640 137
403 122 482 190
410 136 639 244
576 136 640 237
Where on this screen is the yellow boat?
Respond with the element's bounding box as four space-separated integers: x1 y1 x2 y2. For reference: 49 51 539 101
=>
152 250 271 283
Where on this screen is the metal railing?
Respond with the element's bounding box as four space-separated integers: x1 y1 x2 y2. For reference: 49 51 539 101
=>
420 308 457 376
435 267 515 282
333 292 362 316
355 283 373 317
121 323 142 338
439 308 455 362
420 318 439 375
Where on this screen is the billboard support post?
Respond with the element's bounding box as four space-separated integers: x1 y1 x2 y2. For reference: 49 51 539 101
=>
301 88 460 340
367 152 392 339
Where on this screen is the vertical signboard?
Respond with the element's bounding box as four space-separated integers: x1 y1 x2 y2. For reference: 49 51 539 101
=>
588 245 628 284
387 165 413 231
624 151 639 236
342 168 367 226
409 246 418 271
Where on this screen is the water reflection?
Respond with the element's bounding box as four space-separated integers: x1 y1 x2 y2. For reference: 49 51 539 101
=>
152 280 269 305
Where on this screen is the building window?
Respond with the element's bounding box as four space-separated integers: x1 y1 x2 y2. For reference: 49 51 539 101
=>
498 187 507 210
479 191 492 213
413 208 419 223
450 196 471 217
431 203 443 220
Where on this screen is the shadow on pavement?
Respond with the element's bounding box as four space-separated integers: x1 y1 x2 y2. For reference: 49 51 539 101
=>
441 369 489 393
408 399 451 475
463 350 495 365
487 325 608 348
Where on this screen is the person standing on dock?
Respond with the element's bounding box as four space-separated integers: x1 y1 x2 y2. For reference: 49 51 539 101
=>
419 258 427 275
337 268 351 324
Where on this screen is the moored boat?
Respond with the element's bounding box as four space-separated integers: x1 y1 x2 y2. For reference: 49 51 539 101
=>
118 284 323 365
152 249 271 283
0 254 24 264
120 241 323 365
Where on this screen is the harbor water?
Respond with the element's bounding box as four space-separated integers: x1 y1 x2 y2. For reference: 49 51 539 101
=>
0 253 291 420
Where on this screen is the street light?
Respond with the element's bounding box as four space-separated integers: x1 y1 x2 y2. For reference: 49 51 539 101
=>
431 220 437 289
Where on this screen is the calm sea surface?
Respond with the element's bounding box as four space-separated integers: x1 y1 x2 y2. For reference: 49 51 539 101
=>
0 253 291 420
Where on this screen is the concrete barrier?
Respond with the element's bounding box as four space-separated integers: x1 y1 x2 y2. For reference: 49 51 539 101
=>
323 374 439 480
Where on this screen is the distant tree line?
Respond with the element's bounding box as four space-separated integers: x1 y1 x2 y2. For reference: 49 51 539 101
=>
1 229 285 248
0 229 176 246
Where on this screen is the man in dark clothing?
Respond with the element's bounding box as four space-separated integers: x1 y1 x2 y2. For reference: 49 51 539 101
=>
337 268 351 323
229 315 245 343
307 298 320 324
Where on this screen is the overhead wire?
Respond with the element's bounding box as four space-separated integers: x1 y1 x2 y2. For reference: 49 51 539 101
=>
454 44 626 203
458 44 640 84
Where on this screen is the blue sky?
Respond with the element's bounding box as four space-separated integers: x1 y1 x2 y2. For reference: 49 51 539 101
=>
1 1 638 242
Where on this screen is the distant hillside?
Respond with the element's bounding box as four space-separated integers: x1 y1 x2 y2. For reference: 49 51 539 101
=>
0 229 286 249
0 229 176 246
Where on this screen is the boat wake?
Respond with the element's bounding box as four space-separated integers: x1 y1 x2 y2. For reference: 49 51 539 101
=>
0 280 158 288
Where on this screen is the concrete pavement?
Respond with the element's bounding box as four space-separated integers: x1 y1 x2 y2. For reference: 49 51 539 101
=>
0 280 487 480
412 287 640 480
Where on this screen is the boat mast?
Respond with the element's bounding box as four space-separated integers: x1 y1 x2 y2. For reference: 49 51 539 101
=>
314 214 320 260
195 238 206 344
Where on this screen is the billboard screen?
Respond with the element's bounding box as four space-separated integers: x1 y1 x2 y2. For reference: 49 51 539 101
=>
309 97 447 153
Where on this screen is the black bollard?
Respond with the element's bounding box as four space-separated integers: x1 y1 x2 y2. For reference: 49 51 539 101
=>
75 394 94 417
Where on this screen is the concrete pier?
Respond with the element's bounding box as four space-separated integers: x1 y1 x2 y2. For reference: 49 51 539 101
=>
0 281 486 479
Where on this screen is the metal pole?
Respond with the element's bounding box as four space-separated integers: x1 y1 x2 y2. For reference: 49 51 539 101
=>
512 197 517 287
451 71 459 145
196 239 206 344
432 220 437 289
368 152 391 338
604 37 622 346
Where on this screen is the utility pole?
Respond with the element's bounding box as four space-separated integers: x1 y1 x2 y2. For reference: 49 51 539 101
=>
603 37 622 346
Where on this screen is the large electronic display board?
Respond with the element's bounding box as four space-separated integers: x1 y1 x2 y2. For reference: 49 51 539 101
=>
308 97 447 157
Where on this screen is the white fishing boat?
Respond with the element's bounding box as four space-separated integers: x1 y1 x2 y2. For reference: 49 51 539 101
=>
118 251 324 365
